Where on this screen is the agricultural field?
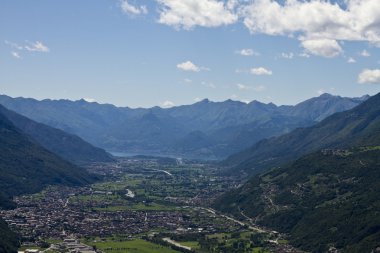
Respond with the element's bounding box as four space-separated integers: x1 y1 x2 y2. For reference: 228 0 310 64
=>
84 239 181 253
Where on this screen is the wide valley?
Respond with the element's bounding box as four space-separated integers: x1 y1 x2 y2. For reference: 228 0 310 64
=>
2 157 302 253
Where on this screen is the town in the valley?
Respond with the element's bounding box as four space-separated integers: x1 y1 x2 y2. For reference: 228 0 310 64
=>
2 157 302 253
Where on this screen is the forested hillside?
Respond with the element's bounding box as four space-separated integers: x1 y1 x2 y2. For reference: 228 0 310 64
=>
0 105 114 165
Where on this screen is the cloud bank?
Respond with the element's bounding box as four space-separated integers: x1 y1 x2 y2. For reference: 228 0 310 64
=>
152 0 380 57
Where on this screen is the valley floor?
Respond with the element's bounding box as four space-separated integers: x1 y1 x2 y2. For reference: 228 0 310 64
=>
2 157 303 253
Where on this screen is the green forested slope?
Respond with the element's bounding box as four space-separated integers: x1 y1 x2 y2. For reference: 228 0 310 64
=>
0 105 114 165
0 111 97 252
0 218 19 253
215 148 380 252
0 112 95 209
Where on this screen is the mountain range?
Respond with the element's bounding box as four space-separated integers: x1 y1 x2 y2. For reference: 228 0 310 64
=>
0 92 378 253
214 93 380 252
223 92 380 175
0 93 369 159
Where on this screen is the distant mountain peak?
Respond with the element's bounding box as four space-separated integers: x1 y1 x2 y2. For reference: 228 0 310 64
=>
200 98 210 103
318 93 335 98
248 100 260 104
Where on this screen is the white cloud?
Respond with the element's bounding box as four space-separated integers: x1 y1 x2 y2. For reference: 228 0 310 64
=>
299 52 310 58
83 98 96 103
301 39 343 58
250 67 272 76
177 61 200 72
153 0 380 59
236 83 266 91
360 49 370 57
5 41 23 50
358 69 380 84
25 41 50 52
236 48 259 56
347 57 356 63
11 51 21 59
5 40 49 57
162 100 175 108
184 78 192 83
120 0 148 15
317 89 325 95
240 0 380 56
226 0 238 10
280 52 294 59
157 0 238 29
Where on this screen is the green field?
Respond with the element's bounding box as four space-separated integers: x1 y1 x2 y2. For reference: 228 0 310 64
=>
179 241 200 249
85 239 180 253
94 202 178 212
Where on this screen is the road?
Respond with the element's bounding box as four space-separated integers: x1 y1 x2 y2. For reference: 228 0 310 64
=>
152 169 173 176
162 237 192 251
199 207 267 233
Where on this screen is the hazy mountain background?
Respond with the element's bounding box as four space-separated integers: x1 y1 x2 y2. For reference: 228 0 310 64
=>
0 93 369 159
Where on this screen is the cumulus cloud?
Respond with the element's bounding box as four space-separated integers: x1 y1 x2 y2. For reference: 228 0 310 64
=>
236 48 259 56
250 67 272 76
240 0 380 57
301 39 343 58
358 69 380 84
347 57 356 63
177 61 201 72
157 0 238 29
226 0 239 10
162 100 175 108
152 0 380 58
120 0 148 15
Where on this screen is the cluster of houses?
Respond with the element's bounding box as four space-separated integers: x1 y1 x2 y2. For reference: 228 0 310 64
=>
1 186 239 243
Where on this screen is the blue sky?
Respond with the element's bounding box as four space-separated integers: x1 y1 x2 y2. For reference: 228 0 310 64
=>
1 0 380 108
